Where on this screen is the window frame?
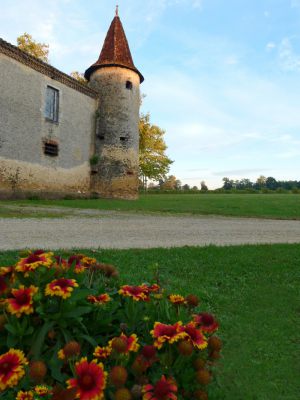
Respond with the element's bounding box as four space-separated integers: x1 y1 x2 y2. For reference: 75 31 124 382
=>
45 86 59 123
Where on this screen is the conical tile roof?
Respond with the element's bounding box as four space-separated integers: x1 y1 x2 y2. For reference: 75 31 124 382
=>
85 13 144 82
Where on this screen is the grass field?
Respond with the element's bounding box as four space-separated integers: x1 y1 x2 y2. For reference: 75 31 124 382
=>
1 244 299 400
2 193 300 219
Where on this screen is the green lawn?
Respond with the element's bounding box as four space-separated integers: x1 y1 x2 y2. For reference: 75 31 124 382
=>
2 193 300 219
1 244 299 400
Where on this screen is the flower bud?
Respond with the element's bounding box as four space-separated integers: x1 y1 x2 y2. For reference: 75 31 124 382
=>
185 294 199 307
193 358 206 370
177 340 194 356
63 341 81 358
208 336 222 351
109 366 128 387
196 369 211 385
115 387 132 400
29 360 47 383
194 389 208 399
111 337 127 353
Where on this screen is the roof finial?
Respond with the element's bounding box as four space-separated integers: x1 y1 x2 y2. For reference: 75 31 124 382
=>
115 5 119 16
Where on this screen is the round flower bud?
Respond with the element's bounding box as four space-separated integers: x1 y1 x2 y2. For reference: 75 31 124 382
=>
193 358 206 370
109 366 128 387
47 329 56 340
141 345 156 359
185 294 199 307
208 336 222 351
210 350 221 360
29 360 47 383
177 340 194 356
196 369 211 385
63 341 81 358
115 387 132 400
194 389 208 400
111 337 128 353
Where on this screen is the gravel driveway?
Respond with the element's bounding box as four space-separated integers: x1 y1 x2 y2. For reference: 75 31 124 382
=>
1 210 300 250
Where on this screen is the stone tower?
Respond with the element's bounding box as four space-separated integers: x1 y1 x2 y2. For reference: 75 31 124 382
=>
85 7 144 199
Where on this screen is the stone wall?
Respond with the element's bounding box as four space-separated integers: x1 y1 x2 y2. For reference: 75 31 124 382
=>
89 67 140 199
0 50 98 195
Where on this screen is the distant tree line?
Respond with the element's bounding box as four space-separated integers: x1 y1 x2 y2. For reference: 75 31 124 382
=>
222 176 300 191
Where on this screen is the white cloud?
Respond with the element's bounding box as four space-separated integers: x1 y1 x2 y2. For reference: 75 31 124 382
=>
266 42 276 51
278 37 300 72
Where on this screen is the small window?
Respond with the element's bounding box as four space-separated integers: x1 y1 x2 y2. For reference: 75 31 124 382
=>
45 86 59 122
126 81 132 90
44 141 59 157
97 135 105 140
120 136 127 142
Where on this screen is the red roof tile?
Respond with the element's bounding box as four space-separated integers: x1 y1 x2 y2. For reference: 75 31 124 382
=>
85 15 144 82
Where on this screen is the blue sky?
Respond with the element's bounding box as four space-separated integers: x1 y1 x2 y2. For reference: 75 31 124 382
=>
1 0 300 188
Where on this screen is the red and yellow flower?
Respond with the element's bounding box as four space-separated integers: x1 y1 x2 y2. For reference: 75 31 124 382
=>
16 391 34 400
193 312 219 333
143 375 178 400
109 333 140 354
45 278 78 299
0 349 28 391
67 357 107 400
87 293 111 305
151 322 187 349
93 345 112 359
34 385 50 396
0 267 14 296
118 285 150 301
168 294 186 305
183 322 207 350
15 252 53 276
6 285 38 318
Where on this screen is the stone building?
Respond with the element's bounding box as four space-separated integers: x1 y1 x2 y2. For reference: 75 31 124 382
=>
0 8 143 199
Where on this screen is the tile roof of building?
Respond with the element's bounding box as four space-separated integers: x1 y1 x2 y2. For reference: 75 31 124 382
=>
0 38 98 99
84 14 144 82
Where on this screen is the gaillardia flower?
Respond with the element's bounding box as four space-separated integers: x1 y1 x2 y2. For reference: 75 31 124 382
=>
34 385 50 396
87 293 111 305
193 313 219 333
0 349 28 391
16 391 34 400
109 333 140 354
93 346 112 359
151 322 187 349
67 357 107 400
143 375 178 400
45 278 78 299
168 294 186 305
183 323 207 350
15 252 53 276
118 285 150 301
6 285 38 318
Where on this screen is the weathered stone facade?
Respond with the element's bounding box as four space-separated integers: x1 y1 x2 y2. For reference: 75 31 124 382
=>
0 10 143 199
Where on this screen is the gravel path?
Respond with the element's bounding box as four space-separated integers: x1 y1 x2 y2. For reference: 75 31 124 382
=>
1 210 300 250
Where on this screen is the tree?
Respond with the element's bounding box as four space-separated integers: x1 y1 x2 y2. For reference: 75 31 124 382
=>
222 177 233 190
161 175 178 190
17 33 49 63
139 113 173 190
200 181 208 191
182 184 190 191
70 71 87 85
266 177 278 190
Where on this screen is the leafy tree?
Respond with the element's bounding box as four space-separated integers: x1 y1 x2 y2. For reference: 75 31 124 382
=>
139 113 173 190
266 177 278 190
17 33 49 63
70 71 87 84
222 177 233 190
182 184 190 191
200 181 208 191
192 185 199 191
161 175 178 190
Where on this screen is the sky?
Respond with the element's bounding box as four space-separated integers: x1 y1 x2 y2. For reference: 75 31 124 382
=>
1 0 300 188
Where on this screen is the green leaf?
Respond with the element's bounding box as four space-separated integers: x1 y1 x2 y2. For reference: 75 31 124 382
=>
4 323 17 335
63 306 92 318
78 334 98 347
31 321 55 358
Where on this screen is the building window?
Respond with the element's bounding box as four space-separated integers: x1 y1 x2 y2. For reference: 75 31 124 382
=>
44 141 59 157
126 81 132 90
120 136 127 142
45 86 59 122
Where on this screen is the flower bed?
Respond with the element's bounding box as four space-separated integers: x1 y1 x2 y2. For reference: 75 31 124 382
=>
0 251 221 400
